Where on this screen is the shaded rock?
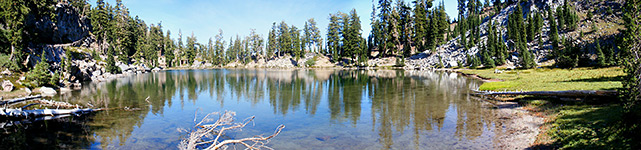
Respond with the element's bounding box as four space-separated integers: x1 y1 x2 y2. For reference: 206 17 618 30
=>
92 70 102 76
60 87 72 94
26 3 91 44
1 69 11 76
2 80 14 92
71 82 82 89
23 87 31 94
118 63 130 72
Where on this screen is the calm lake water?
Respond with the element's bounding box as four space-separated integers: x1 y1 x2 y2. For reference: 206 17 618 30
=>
1 69 504 149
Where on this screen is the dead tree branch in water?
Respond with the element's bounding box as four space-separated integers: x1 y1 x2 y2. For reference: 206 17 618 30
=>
178 111 285 150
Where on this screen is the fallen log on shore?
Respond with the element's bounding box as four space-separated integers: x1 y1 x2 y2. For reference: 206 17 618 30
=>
472 90 618 97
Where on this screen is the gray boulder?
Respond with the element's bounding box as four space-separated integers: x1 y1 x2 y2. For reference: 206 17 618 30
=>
40 87 57 96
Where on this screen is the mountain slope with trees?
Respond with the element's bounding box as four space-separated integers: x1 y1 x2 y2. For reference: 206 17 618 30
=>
405 0 624 69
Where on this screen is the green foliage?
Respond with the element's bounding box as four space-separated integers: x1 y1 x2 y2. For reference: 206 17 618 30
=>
326 9 365 64
480 44 495 68
394 57 405 67
506 4 535 69
548 105 634 149
549 9 560 52
91 49 101 61
24 52 53 88
620 0 641 137
105 46 121 74
304 56 317 67
267 23 278 59
467 54 481 69
185 32 197 64
595 40 606 67
556 39 580 68
493 0 501 14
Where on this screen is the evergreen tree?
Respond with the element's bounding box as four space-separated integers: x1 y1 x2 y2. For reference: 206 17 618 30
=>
526 13 535 42
303 18 322 53
508 4 535 69
290 25 302 59
347 9 363 62
376 0 394 57
557 6 565 30
480 44 495 68
493 0 501 14
549 9 560 52
412 0 430 51
0 0 29 71
214 29 225 65
277 21 291 57
619 0 641 144
165 30 175 67
555 38 579 68
267 23 277 59
177 30 184 65
185 32 197 64
25 51 53 87
595 40 606 67
106 46 120 74
327 14 341 62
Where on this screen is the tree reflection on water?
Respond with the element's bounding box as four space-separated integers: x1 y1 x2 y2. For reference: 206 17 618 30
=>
1 69 500 149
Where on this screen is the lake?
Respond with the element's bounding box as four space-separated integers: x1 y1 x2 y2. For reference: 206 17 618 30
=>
1 69 503 149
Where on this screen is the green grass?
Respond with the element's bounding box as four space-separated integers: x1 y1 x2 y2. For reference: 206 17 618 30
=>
460 67 624 91
539 104 636 149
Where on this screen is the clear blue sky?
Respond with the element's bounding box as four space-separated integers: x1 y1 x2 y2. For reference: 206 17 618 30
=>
90 0 460 44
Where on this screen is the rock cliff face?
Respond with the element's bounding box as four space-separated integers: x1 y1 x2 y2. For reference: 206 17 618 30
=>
27 3 92 44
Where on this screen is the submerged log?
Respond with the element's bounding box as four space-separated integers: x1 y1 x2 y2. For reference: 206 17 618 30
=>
0 108 102 119
0 95 42 105
472 90 618 97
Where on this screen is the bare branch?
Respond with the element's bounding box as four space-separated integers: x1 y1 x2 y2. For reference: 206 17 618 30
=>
179 111 285 150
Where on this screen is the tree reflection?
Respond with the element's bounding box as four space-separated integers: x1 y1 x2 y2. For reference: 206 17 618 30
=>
5 69 499 149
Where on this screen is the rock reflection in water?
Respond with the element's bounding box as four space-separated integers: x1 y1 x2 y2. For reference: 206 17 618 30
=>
3 69 499 149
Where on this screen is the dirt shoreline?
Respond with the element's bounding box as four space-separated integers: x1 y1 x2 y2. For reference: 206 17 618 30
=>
489 100 544 149
459 68 544 149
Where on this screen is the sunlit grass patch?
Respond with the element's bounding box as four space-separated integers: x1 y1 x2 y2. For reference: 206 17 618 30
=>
461 67 624 91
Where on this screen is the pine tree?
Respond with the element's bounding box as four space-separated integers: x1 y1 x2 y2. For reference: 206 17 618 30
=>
549 9 560 52
412 0 430 51
595 40 606 67
277 21 291 57
327 13 341 62
185 32 197 64
493 0 501 14
165 30 175 67
620 0 641 142
214 29 225 65
377 0 394 57
556 6 565 30
106 46 120 74
290 25 302 60
347 9 363 62
267 23 277 59
303 18 322 53
508 4 535 69
526 13 535 42
480 44 495 68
